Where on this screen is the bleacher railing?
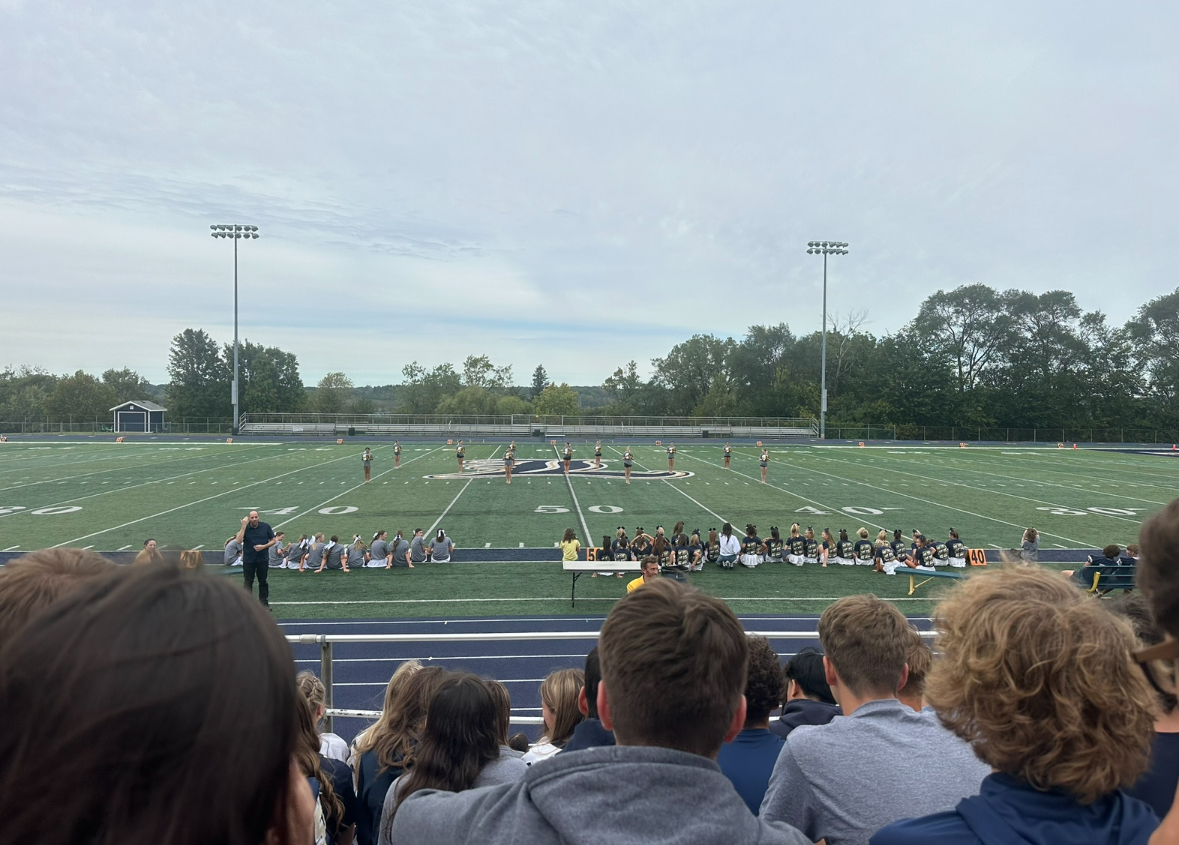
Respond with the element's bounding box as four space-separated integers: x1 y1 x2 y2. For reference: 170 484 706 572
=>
290 629 936 731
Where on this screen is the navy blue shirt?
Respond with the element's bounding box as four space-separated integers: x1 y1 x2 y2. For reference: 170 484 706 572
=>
788 536 807 556
854 539 875 561
716 728 785 816
241 520 275 565
1129 731 1179 818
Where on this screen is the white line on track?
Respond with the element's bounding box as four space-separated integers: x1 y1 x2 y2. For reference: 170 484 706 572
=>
428 479 473 536
2 545 19 551
555 443 592 542
52 447 395 547
606 446 729 524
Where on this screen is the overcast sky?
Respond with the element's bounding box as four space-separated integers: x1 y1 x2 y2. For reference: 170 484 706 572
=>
1 1 1174 386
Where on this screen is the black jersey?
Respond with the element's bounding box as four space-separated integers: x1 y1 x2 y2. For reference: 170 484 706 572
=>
658 547 673 567
632 539 652 558
706 542 720 562
612 540 630 561
804 538 819 558
836 539 855 559
891 540 909 560
674 547 691 567
788 536 807 557
931 541 950 562
854 539 875 562
946 538 966 558
742 536 762 555
766 538 784 560
912 545 936 567
875 543 897 563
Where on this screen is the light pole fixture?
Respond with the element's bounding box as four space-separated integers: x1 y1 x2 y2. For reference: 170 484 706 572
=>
806 240 849 440
210 224 260 434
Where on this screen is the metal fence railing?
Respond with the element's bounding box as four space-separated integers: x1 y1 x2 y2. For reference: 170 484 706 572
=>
826 425 1179 444
0 417 234 434
290 628 934 732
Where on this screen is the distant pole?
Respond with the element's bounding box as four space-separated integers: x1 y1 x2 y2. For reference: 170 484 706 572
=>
806 241 849 439
210 224 260 434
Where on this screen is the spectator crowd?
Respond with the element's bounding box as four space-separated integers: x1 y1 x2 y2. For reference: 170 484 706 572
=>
1 497 1178 845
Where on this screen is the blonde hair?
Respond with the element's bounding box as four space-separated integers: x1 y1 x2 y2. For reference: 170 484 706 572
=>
296 670 327 718
354 661 447 772
858 527 869 539
927 566 1156 804
538 668 585 749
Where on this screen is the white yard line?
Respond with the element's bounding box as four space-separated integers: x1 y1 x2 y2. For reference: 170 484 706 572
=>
428 479 473 537
606 446 730 525
555 443 592 542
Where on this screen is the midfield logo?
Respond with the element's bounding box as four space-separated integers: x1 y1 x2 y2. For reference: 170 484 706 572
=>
425 458 692 480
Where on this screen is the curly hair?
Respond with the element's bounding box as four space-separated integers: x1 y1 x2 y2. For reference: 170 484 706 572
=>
926 566 1156 804
744 636 786 725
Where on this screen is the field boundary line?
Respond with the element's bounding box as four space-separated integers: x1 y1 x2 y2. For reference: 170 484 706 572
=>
52 447 393 547
275 446 444 531
555 443 592 542
428 479 474 537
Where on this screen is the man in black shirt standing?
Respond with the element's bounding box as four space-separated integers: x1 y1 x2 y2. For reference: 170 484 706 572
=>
236 511 277 607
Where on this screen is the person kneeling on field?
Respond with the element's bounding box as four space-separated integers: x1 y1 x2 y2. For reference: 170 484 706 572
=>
388 579 815 845
871 566 1159 845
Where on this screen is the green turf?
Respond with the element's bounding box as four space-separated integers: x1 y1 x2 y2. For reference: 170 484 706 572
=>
0 438 1170 617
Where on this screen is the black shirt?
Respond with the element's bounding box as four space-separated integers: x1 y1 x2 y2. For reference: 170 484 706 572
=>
242 521 275 564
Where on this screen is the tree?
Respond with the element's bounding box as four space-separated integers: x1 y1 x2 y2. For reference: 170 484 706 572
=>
531 365 550 398
312 372 353 414
602 361 645 413
913 285 1013 394
166 329 229 418
1128 287 1179 414
222 341 304 415
401 362 462 414
728 324 798 416
496 395 531 416
650 334 734 415
43 371 117 421
102 368 152 403
0 367 57 421
532 383 580 417
435 386 499 416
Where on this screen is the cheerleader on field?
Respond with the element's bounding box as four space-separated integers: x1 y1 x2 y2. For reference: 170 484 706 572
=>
765 526 784 562
835 529 856 566
393 441 402 468
786 524 806 566
759 448 769 484
563 442 573 473
946 528 967 567
594 440 602 468
666 442 677 471
740 524 763 568
853 527 875 565
455 440 466 471
503 445 515 484
622 447 634 484
803 527 820 566
723 442 732 469
820 528 835 567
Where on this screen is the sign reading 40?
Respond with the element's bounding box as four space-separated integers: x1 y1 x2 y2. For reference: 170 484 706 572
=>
0 505 83 516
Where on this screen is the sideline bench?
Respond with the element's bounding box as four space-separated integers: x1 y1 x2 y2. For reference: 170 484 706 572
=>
563 559 641 608
903 568 964 596
1085 565 1136 596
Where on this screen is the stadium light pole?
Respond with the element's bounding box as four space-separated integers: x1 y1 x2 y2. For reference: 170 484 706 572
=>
806 241 849 440
210 224 260 434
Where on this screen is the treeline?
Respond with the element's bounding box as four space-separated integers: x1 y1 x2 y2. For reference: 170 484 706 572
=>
595 285 1179 430
3 285 1175 430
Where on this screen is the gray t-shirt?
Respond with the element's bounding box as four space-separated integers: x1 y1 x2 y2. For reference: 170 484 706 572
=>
409 536 428 563
347 546 367 568
224 538 242 565
268 541 286 567
307 542 325 568
391 538 411 566
430 538 454 560
325 543 345 570
371 538 390 562
760 699 989 845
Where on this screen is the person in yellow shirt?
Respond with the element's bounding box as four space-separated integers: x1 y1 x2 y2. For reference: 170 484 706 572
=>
627 556 660 593
560 528 581 561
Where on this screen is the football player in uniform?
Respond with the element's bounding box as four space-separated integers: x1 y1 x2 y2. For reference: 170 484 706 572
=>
393 441 402 468
853 527 875 565
759 448 769 484
562 441 573 472
723 442 732 469
455 440 465 471
594 440 602 467
622 447 634 484
946 528 967 568
666 442 676 471
786 524 806 566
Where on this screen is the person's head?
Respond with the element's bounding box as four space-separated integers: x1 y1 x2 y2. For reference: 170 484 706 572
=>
315 533 324 542
0 548 114 648
745 523 756 538
857 527 869 539
616 526 626 540
840 529 849 542
0 564 307 845
598 579 748 758
744 637 786 728
1138 499 1179 641
293 692 343 831
897 626 932 711
180 549 204 570
578 646 603 719
296 670 328 724
877 530 888 544
248 510 260 527
352 535 365 550
652 535 666 555
387 673 500 833
783 647 836 705
721 522 732 538
673 521 684 536
562 528 577 543
819 595 911 702
893 528 903 542
655 526 665 538
822 529 833 544
641 556 659 580
327 535 337 545
482 678 513 745
363 663 447 770
949 527 959 540
1102 543 1122 561
1108 593 1177 712
374 530 386 542
1024 527 1038 543
914 534 926 547
927 566 1156 804
790 523 801 537
274 531 284 542
690 531 701 545
538 668 585 748
414 528 423 537
601 534 612 549
435 530 445 543
675 533 688 548
1126 543 1140 558
771 526 781 540
143 538 157 552
805 527 814 540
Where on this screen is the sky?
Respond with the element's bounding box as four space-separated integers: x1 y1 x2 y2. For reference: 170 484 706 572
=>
1 1 1175 387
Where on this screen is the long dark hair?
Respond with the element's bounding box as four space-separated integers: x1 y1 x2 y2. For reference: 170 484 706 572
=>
652 536 667 557
721 522 733 538
387 673 500 834
0 564 298 845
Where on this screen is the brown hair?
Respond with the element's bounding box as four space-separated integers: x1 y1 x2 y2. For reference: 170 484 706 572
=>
1108 592 1178 712
599 578 747 757
354 662 447 773
899 626 933 699
296 670 327 719
0 564 299 845
0 548 113 649
818 595 910 697
744 636 786 726
539 668 585 748
926 566 1156 804
483 678 513 746
294 692 344 831
1139 499 1179 640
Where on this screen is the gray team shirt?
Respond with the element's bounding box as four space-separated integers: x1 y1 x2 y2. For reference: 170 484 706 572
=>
371 538 390 562
391 538 410 566
224 538 242 565
409 536 428 563
430 538 454 560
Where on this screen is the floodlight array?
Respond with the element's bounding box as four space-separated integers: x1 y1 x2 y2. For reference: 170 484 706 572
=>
210 224 260 239
806 241 849 255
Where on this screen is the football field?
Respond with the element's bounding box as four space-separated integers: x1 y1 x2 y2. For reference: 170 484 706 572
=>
0 437 1174 617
